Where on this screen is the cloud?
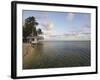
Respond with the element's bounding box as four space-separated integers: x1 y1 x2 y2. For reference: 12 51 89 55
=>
35 12 49 22
42 22 54 31
64 25 91 39
66 13 75 21
64 31 90 40
43 31 52 35
41 22 54 36
84 24 90 28
34 12 54 36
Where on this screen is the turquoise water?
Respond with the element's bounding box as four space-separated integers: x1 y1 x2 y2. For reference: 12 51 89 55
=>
23 41 91 69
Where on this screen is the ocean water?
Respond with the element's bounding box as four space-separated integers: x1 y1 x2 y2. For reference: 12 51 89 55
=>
23 41 91 69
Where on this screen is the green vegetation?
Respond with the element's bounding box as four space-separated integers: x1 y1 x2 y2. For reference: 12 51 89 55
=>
23 16 43 42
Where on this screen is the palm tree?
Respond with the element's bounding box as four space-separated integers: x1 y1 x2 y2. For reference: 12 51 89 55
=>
37 28 42 35
23 16 38 40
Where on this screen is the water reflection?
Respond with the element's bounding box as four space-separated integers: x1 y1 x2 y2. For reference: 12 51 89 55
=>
23 41 90 69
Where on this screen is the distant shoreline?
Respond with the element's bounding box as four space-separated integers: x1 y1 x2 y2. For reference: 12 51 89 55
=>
39 40 91 42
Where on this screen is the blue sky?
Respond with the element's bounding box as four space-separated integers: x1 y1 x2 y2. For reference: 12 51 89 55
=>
23 10 91 40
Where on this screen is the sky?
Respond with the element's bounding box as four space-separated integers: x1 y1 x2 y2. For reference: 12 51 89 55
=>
23 10 91 40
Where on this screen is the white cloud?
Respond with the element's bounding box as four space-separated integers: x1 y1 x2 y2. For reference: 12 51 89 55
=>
41 22 54 37
66 13 75 21
42 22 54 31
35 12 55 37
64 31 90 40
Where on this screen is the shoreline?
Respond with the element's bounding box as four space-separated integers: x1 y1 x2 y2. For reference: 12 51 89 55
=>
38 40 91 42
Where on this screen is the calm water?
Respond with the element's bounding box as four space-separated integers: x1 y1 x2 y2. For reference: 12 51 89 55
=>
23 41 91 69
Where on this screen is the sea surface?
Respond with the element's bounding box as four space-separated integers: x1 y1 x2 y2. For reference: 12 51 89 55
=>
23 41 91 69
